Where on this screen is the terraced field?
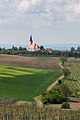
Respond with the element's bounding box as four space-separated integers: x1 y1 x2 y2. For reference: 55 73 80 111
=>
64 60 80 97
0 65 61 101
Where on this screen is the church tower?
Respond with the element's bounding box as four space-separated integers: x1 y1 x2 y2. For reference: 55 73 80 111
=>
28 35 40 51
29 35 33 45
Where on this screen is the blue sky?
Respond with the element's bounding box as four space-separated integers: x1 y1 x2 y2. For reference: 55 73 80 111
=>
0 0 80 46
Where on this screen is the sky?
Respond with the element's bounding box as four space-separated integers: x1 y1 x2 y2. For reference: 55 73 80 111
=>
0 0 80 46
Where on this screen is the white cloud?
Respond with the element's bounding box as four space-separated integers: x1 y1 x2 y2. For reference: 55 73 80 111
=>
0 19 8 25
18 0 30 12
17 0 41 12
70 4 80 14
0 0 80 26
65 2 80 22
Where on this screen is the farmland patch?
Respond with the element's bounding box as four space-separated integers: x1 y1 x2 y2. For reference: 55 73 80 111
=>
0 65 61 101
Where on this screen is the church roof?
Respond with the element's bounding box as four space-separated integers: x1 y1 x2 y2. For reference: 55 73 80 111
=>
28 43 39 50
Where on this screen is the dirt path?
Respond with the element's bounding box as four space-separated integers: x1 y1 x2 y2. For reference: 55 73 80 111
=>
34 95 43 108
34 75 64 108
47 62 64 91
47 75 64 91
34 63 64 107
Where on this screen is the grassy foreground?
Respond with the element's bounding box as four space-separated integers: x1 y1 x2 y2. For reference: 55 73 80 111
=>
0 65 61 101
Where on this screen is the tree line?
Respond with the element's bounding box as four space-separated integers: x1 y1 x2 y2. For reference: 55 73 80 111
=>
0 45 80 58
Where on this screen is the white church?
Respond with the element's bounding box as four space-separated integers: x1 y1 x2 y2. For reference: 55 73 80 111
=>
28 36 40 51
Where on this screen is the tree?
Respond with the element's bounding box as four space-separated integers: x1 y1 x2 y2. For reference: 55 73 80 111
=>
41 88 67 104
62 68 71 78
23 47 26 50
19 46 23 51
59 84 71 96
58 79 62 84
1 48 6 53
77 46 80 51
60 56 68 66
61 102 70 109
70 47 75 52
12 45 18 51
40 46 44 51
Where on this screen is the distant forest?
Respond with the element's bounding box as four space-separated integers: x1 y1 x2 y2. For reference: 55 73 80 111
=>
0 45 80 58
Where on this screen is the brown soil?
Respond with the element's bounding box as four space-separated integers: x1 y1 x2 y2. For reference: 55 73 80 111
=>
0 54 61 70
49 102 80 110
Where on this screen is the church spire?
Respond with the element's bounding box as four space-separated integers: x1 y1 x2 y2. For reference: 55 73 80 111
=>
29 35 33 44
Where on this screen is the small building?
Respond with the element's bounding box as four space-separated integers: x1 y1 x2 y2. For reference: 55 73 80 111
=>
46 48 54 53
28 36 40 51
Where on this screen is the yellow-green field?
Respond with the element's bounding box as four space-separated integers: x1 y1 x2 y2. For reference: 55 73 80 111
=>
0 65 61 101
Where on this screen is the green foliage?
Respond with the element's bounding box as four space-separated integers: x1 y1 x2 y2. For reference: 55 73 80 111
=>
58 79 62 84
71 47 75 52
40 46 45 50
19 46 23 51
61 102 70 109
59 84 71 96
0 45 80 57
77 46 80 51
60 56 68 66
42 88 67 104
62 68 71 78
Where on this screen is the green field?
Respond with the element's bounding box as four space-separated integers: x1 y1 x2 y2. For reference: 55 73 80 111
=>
0 65 61 101
64 60 80 97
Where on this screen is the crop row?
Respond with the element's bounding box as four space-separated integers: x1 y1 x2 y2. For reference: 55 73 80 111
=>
0 104 80 120
64 62 80 92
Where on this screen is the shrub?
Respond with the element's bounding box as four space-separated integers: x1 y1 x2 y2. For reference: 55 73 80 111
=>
62 68 71 78
41 91 52 104
60 56 68 66
59 84 71 96
58 79 62 84
41 88 67 104
48 89 67 104
61 102 70 109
